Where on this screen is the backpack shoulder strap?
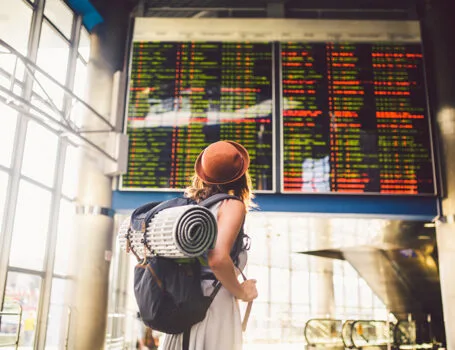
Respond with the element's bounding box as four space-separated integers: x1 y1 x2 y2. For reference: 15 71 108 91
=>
143 197 194 224
198 193 241 208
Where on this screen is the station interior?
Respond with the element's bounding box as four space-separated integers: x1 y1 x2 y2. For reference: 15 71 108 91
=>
1 0 455 349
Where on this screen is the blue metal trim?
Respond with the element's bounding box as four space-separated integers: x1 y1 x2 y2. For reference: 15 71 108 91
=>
112 191 438 220
66 0 103 31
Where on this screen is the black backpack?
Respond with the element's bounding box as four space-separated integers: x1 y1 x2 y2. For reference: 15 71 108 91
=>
129 193 249 335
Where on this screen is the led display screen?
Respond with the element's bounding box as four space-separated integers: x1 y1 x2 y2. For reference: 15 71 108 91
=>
121 42 274 191
281 42 434 194
122 39 435 195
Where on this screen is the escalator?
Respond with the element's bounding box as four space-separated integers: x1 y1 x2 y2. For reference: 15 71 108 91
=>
299 220 444 345
305 318 436 349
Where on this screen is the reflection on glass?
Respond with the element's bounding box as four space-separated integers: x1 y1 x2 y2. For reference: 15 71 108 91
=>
0 103 18 167
301 156 330 193
0 171 8 229
21 121 58 187
78 27 90 62
44 0 74 39
4 272 41 347
45 278 71 349
9 180 52 270
54 199 75 276
37 21 69 85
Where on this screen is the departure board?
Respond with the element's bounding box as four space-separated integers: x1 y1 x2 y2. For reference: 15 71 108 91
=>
122 42 274 191
281 42 435 194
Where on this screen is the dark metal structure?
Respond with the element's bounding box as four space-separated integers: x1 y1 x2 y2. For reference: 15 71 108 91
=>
90 0 419 20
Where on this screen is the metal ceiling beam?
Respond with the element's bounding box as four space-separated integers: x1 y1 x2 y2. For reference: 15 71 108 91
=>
146 6 409 12
146 6 267 11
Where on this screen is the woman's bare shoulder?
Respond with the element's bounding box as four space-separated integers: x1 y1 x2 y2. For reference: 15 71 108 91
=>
219 198 246 215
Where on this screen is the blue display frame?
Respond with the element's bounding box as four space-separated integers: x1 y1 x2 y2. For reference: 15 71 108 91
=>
112 190 439 221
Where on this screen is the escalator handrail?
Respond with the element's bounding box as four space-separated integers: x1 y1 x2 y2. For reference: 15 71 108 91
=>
350 319 392 348
304 318 343 346
341 320 356 349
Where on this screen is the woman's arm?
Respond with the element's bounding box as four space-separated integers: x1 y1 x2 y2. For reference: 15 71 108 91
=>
207 199 257 302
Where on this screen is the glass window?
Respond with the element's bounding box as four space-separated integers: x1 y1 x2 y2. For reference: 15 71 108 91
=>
36 21 69 85
333 274 344 306
21 121 59 187
44 0 74 39
345 276 359 308
270 267 289 303
73 58 88 100
291 253 309 271
334 307 345 319
0 171 9 227
45 278 72 348
4 272 41 347
270 302 290 334
246 265 269 302
54 199 75 276
373 308 388 320
32 71 65 111
291 270 309 304
270 230 289 269
0 103 18 167
0 1 32 57
244 215 268 266
359 278 373 308
71 59 89 128
245 301 269 335
9 180 52 270
78 27 90 62
61 144 80 199
373 294 385 308
291 303 310 327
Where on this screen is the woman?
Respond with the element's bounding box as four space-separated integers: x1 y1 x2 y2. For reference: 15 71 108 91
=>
160 140 258 350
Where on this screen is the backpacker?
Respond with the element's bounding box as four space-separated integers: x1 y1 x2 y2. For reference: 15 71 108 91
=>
125 193 250 335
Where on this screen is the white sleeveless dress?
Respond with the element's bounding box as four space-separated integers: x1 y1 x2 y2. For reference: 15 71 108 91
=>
159 201 247 350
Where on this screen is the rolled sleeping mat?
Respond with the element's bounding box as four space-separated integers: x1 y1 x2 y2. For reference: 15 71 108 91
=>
117 217 130 253
146 204 218 258
117 217 147 260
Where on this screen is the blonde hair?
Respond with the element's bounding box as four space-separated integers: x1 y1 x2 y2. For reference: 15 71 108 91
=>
184 171 256 212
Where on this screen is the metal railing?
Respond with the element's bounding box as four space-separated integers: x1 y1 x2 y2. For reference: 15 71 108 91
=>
0 301 23 349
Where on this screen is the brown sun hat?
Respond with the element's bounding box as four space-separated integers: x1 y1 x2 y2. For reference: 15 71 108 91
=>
194 140 250 185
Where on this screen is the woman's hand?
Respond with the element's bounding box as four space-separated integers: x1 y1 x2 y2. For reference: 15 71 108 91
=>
239 279 258 302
